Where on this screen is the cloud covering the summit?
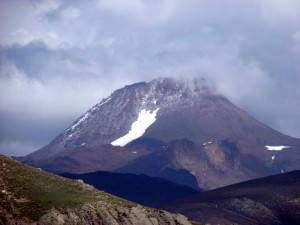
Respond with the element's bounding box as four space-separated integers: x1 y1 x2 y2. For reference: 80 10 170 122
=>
0 0 300 156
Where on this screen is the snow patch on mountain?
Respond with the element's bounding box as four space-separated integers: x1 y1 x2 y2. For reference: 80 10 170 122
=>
99 97 111 107
111 108 160 147
71 112 90 130
203 142 212 146
265 145 290 151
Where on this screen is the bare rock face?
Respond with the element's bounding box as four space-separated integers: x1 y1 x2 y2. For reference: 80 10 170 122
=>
0 208 35 225
117 138 300 190
39 203 191 225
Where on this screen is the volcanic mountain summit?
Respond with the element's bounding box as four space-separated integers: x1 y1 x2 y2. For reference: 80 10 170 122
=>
19 78 300 190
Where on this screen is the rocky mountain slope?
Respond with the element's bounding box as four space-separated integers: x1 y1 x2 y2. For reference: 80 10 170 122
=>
25 144 149 174
17 78 300 190
0 154 192 225
163 170 300 225
118 138 300 190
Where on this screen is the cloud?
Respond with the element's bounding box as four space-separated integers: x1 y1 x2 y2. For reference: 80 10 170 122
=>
0 0 300 156
0 140 40 157
259 0 300 29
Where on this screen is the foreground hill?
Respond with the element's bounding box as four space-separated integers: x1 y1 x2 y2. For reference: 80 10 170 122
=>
0 154 192 225
163 170 300 225
61 171 200 207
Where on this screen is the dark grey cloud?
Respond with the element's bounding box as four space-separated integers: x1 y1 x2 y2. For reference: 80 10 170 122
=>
0 0 300 156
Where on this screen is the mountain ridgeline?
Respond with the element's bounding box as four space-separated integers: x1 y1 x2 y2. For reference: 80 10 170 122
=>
61 171 200 207
18 78 300 190
163 170 300 225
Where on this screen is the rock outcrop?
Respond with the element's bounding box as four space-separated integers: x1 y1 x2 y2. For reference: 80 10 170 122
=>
40 203 191 225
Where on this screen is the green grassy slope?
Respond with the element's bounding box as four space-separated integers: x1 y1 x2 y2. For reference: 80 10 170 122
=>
0 154 135 220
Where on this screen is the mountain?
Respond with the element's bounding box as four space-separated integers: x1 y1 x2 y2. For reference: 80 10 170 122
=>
60 171 201 207
17 77 300 190
0 154 192 225
116 138 266 190
23 144 149 174
162 170 300 225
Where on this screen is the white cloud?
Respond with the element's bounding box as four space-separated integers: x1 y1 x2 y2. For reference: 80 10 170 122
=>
0 55 111 121
97 0 146 16
259 0 300 29
0 140 40 157
97 0 177 25
0 0 300 156
292 30 300 57
34 0 61 15
61 7 79 21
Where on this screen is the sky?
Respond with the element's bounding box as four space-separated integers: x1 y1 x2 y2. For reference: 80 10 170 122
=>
0 0 300 156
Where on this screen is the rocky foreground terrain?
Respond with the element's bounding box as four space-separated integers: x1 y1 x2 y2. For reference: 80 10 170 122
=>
0 154 193 225
39 204 190 225
163 170 300 225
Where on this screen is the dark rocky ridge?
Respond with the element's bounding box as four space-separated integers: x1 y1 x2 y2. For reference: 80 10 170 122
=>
162 170 300 225
61 171 200 207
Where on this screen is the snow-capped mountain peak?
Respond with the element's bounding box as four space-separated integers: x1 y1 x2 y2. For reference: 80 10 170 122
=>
19 77 300 190
23 77 300 162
